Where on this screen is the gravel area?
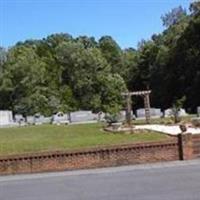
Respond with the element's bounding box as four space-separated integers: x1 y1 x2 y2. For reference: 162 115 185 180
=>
135 124 200 135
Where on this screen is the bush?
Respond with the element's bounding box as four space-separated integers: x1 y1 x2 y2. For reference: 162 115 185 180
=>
105 113 123 125
191 118 200 127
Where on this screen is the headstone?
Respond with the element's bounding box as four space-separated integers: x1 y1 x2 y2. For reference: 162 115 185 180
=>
69 111 97 123
34 113 44 125
164 108 188 117
150 108 162 118
164 108 173 117
136 108 162 118
119 110 134 121
14 114 25 123
52 112 69 125
26 116 34 125
136 109 146 118
43 117 52 124
14 114 26 126
0 110 13 126
97 112 106 122
197 107 200 117
178 108 188 116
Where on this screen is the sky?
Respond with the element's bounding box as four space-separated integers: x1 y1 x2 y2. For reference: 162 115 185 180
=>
0 0 191 49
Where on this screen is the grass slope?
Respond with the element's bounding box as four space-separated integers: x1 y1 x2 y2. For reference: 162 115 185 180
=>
0 123 168 156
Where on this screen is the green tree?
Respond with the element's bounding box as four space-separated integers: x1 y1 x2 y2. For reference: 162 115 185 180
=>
190 1 200 16
161 6 187 28
171 96 186 123
99 36 123 74
97 74 126 114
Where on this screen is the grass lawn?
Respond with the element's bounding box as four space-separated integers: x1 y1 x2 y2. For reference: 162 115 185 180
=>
0 123 168 156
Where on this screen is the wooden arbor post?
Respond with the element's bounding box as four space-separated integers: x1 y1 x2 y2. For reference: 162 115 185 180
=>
143 93 151 124
122 90 151 125
126 93 132 126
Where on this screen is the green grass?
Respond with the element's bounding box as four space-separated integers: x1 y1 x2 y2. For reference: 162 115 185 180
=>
0 123 168 156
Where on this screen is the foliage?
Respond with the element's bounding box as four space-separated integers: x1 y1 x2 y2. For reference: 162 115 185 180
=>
161 6 187 27
0 2 199 115
171 96 186 123
191 117 200 127
190 1 200 16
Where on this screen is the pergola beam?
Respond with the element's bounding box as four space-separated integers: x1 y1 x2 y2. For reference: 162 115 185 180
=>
122 90 151 124
122 90 151 96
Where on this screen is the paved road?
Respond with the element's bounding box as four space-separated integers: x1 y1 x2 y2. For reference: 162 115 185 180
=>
0 160 200 200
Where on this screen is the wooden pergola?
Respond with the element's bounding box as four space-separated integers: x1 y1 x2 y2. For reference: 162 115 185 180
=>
122 90 151 124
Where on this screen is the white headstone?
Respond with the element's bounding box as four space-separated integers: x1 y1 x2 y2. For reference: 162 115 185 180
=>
0 110 13 126
52 112 69 125
178 108 188 116
164 108 173 117
164 108 188 117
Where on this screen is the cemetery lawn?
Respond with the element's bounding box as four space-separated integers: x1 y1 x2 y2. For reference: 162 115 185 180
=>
0 123 168 156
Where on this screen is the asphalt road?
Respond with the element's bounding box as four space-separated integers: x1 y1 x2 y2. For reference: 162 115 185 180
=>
0 160 200 200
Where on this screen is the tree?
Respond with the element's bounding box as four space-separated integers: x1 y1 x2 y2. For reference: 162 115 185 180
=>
56 40 126 113
171 96 186 123
0 47 7 72
76 36 97 49
190 1 200 16
99 36 123 74
161 6 187 28
0 45 50 115
0 2 199 116
97 74 126 114
121 48 138 86
135 40 158 90
168 13 200 111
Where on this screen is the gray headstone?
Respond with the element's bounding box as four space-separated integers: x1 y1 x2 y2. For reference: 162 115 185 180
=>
197 107 200 117
96 112 106 122
136 109 146 118
34 114 44 125
119 110 134 121
70 111 97 123
43 117 52 124
136 108 162 118
150 108 162 117
14 114 25 123
26 116 34 124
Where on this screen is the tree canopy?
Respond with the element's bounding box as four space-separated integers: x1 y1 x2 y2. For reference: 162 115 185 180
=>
0 2 200 115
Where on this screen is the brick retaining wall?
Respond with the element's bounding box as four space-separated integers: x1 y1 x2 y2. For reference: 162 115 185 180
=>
1 133 200 175
192 134 200 158
0 139 179 175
